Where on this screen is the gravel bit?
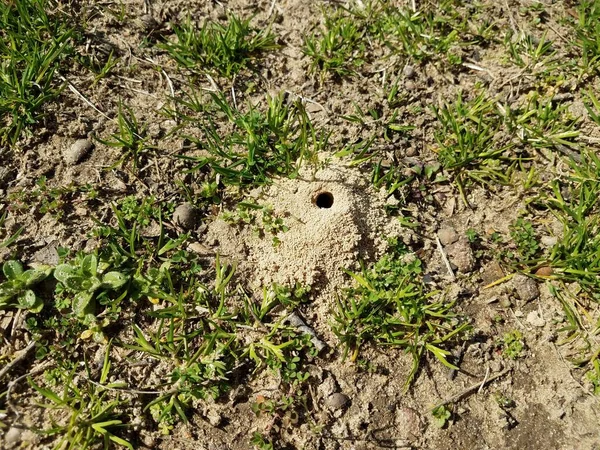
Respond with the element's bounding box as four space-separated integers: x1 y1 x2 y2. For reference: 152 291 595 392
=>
4 427 22 447
403 64 416 79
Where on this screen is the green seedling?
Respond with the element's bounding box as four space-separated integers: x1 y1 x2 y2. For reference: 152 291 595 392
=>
540 149 600 299
8 176 96 220
431 404 452 428
514 93 580 151
372 4 463 64
574 0 600 72
160 13 277 78
509 218 540 261
251 432 274 450
586 358 600 395
0 210 24 248
223 202 289 246
172 90 324 188
501 330 525 359
54 254 128 318
505 31 555 69
96 102 154 170
494 393 516 409
0 260 50 312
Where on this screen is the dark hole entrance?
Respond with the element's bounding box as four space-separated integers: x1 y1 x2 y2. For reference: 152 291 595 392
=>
315 191 334 208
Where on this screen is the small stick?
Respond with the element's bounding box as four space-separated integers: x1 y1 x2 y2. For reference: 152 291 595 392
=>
477 366 490 394
436 236 455 281
267 0 277 18
433 368 511 410
0 341 36 380
58 74 112 122
285 312 326 352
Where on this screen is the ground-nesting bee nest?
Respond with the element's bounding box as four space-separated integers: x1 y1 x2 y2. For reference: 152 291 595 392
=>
206 163 409 297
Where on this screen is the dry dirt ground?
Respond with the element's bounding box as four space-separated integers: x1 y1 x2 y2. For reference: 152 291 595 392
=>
1 0 600 449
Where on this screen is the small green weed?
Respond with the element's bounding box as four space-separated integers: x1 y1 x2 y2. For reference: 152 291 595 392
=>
540 149 600 299
160 13 277 78
372 2 464 64
0 260 50 312
96 102 154 170
170 90 324 188
29 348 133 450
331 238 469 388
513 93 580 151
501 330 525 359
586 358 600 395
8 176 97 220
251 431 274 450
509 218 540 262
54 253 128 320
574 0 600 72
505 31 556 69
431 404 452 428
222 201 289 246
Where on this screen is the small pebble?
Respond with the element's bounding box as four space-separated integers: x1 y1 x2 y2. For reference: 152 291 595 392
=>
395 407 423 440
513 274 540 302
535 266 553 277
526 310 546 327
540 235 558 247
438 227 459 246
173 203 198 230
403 64 416 79
481 260 505 286
5 427 22 446
499 296 512 308
325 393 349 410
64 139 94 165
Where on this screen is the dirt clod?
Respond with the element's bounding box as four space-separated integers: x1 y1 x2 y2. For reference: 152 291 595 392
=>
438 227 459 246
445 238 475 273
403 64 416 79
4 427 22 448
513 274 540 302
325 393 349 410
526 311 546 328
173 203 198 230
64 138 93 165
481 260 505 285
395 406 423 440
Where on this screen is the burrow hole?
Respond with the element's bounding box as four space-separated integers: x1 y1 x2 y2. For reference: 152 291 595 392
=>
314 191 334 209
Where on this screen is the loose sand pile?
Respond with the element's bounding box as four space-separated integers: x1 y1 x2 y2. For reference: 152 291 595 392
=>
207 163 408 299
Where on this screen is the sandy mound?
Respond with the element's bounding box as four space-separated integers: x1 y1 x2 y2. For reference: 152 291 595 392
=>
207 163 407 297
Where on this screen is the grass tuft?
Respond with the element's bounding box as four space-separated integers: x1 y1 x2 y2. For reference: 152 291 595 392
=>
160 13 278 78
0 0 75 145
